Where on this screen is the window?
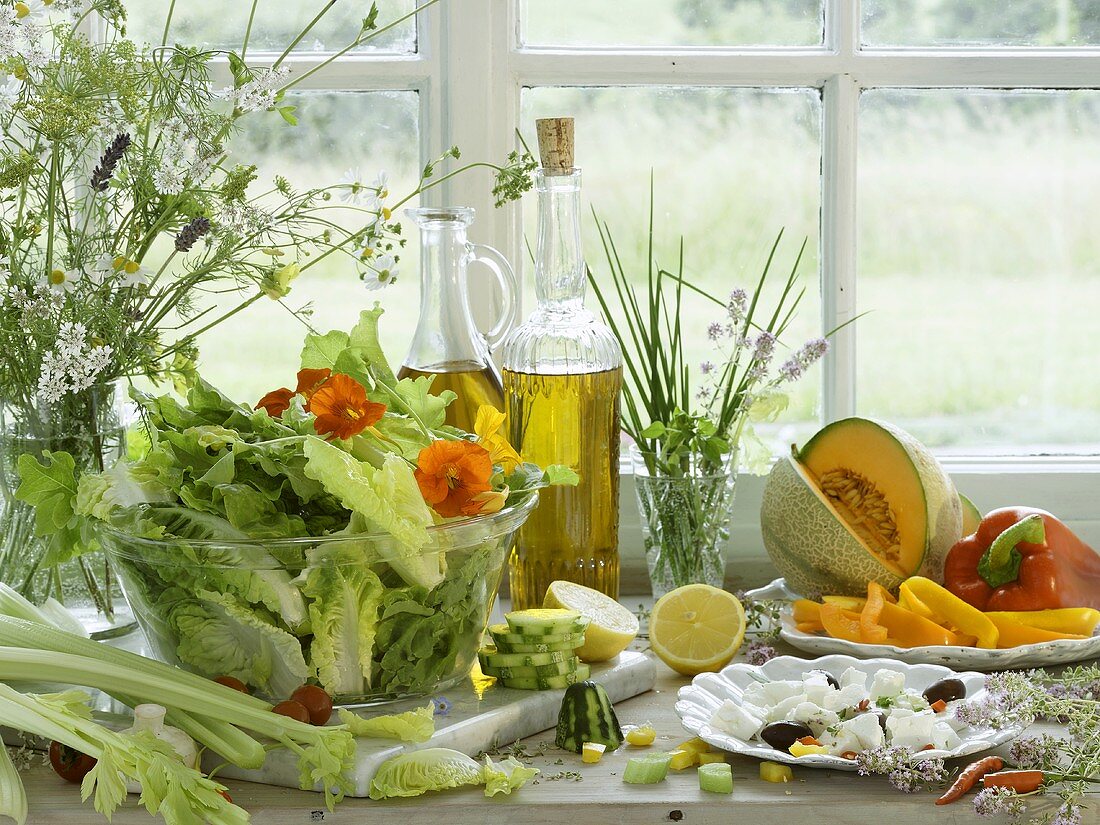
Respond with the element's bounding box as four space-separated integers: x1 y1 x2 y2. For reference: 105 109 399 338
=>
98 2 1100 544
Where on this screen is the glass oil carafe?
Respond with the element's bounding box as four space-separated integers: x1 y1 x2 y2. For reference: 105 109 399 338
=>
502 118 623 609
397 207 517 432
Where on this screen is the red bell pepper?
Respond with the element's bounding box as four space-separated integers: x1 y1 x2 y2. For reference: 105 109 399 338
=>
944 507 1100 611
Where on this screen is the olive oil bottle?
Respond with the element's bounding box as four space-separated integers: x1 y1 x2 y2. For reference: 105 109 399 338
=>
502 118 623 609
399 207 516 431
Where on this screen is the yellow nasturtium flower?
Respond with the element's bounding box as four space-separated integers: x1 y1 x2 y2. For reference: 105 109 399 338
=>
474 405 522 473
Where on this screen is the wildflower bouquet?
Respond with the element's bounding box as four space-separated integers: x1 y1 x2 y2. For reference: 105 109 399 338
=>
587 187 832 594
17 307 576 701
0 0 533 620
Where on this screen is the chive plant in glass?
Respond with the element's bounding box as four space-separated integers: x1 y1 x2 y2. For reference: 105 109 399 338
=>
588 190 830 596
0 0 533 636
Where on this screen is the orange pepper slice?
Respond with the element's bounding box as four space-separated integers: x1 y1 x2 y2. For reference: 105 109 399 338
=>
792 599 823 624
819 603 864 643
859 583 890 644
878 601 963 647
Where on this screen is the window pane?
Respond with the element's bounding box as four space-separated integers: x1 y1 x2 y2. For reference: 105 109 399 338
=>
858 90 1100 454
520 88 823 445
862 0 1100 46
195 92 421 402
521 0 823 47
124 0 416 53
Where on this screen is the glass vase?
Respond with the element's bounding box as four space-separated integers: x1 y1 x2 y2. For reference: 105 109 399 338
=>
0 381 135 638
631 445 738 598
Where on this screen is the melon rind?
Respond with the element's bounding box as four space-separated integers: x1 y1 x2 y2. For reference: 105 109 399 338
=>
759 418 962 598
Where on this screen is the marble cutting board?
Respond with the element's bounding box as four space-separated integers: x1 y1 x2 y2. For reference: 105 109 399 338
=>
212 650 656 797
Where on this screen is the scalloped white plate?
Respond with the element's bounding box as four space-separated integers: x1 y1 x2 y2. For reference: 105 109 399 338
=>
674 653 1023 771
747 578 1100 671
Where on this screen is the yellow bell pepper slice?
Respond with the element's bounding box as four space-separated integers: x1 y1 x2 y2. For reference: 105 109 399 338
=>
822 595 867 611
792 599 823 624
820 604 864 643
760 761 793 783
789 742 828 757
984 608 1100 637
668 749 696 770
986 614 1088 648
859 582 894 644
878 601 963 647
899 577 999 649
697 752 727 766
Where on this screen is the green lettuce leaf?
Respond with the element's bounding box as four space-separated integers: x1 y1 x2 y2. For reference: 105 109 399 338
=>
300 330 350 371
302 438 431 554
301 561 384 696
336 704 435 742
367 748 484 800
14 452 77 536
481 755 539 797
168 590 309 697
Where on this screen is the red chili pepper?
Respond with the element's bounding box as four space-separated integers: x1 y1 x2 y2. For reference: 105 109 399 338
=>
936 756 1004 805
982 770 1045 794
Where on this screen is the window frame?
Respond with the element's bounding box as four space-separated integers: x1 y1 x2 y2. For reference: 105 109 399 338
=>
96 2 1100 569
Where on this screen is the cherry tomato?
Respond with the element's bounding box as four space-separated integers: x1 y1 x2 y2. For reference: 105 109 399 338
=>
271 700 311 724
49 741 96 784
213 675 250 694
290 684 333 726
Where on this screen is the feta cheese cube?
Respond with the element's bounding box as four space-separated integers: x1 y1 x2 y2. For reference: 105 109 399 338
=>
886 711 935 750
840 667 869 690
870 670 906 701
710 699 765 741
845 713 886 750
790 702 840 734
745 680 801 707
893 690 930 712
824 683 866 712
931 721 961 751
802 672 833 706
766 694 807 723
820 728 861 756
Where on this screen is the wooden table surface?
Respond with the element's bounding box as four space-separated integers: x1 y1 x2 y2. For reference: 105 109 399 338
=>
19 640 1097 825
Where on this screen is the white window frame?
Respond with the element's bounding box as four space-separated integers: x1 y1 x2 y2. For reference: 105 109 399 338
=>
106 2 1100 577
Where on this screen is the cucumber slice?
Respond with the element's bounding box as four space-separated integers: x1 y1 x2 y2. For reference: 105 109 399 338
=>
478 646 572 668
623 753 672 785
698 762 733 794
499 663 592 690
492 637 585 654
505 609 589 637
489 623 586 647
481 657 580 680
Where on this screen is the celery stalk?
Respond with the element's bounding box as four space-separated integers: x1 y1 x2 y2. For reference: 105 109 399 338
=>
0 646 354 804
0 741 27 825
0 615 268 770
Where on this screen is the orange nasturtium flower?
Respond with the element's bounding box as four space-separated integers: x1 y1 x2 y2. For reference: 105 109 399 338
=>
473 405 522 473
295 368 331 402
256 387 294 418
308 373 387 441
414 440 495 518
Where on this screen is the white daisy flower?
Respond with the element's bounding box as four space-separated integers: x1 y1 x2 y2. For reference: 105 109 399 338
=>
13 0 49 23
370 170 389 200
363 254 398 291
339 167 365 204
43 266 82 294
112 256 149 289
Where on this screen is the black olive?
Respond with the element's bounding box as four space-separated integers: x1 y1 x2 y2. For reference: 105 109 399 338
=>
875 712 888 733
807 669 840 690
761 721 815 752
922 678 966 705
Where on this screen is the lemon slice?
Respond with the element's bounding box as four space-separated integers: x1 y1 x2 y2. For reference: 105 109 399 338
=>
543 580 639 663
649 584 745 676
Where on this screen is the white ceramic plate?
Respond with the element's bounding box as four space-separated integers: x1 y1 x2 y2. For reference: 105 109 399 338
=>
747 578 1100 671
674 653 1023 771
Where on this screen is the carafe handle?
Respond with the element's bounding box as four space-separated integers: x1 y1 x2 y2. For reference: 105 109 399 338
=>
468 243 518 348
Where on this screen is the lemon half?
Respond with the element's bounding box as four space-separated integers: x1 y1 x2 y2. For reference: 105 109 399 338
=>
543 580 639 662
648 584 745 676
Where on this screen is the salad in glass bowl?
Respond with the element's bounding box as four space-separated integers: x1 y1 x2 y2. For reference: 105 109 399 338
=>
18 308 574 704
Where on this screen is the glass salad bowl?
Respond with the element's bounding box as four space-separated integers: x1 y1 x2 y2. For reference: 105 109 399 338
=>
99 495 537 706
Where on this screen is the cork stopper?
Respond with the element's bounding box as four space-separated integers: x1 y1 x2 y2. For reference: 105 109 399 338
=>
535 117 575 174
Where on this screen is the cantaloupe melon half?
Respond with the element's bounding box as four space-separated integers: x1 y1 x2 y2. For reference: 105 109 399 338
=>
760 418 962 597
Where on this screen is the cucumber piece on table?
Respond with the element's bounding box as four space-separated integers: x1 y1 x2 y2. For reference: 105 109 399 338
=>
698 762 733 794
499 663 591 690
481 657 580 680
505 609 589 637
623 753 672 785
478 646 572 669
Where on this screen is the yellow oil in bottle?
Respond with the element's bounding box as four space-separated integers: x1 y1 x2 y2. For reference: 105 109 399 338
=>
503 367 622 609
397 362 504 433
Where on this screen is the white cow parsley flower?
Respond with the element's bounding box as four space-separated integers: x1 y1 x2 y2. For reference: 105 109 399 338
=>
37 321 113 406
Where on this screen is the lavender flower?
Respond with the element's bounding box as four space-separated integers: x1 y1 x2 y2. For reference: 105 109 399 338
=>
89 133 131 192
972 787 1026 818
706 321 725 341
174 216 211 252
778 337 829 383
745 640 777 666
699 361 715 375
1051 802 1083 825
727 288 747 323
856 745 947 793
752 331 776 362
